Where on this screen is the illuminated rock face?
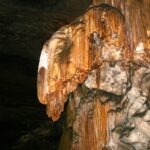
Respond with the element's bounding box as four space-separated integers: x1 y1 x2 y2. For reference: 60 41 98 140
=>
37 1 150 149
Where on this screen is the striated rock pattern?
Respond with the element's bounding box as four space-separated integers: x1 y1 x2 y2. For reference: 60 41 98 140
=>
37 0 150 150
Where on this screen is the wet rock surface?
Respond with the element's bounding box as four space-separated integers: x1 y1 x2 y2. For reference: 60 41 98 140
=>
37 1 150 150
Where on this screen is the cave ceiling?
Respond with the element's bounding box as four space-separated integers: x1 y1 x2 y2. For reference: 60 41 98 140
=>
0 0 92 60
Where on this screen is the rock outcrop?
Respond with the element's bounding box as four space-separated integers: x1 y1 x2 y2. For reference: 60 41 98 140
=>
37 0 150 149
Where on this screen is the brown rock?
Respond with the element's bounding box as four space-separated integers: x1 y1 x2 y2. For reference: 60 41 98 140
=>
37 1 150 149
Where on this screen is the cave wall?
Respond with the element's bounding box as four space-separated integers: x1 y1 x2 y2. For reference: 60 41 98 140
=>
37 0 150 150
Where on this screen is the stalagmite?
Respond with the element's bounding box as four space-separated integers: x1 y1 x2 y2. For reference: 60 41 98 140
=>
37 0 150 149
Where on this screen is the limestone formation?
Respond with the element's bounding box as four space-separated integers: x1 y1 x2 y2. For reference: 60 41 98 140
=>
37 0 150 149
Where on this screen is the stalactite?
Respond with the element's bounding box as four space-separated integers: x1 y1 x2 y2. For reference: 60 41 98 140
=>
37 0 150 149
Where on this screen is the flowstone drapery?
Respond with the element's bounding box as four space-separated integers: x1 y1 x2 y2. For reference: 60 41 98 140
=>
37 1 150 149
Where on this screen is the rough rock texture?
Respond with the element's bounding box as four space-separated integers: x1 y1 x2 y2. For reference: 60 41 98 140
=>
37 0 150 150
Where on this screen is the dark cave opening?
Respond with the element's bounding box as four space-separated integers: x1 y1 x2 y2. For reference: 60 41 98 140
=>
0 0 92 149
